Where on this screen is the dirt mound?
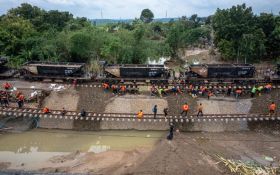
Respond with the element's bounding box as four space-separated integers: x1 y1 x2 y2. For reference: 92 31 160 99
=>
250 90 280 114
77 87 112 112
42 87 79 111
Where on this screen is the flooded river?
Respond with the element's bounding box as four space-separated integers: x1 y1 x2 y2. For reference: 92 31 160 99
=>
0 129 164 170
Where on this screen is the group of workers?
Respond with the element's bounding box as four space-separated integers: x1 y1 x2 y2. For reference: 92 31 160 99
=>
136 102 203 119
102 82 128 95
0 82 26 108
149 83 274 100
137 100 277 119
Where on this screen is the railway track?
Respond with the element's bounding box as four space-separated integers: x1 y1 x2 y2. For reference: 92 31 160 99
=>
0 107 279 123
66 83 280 91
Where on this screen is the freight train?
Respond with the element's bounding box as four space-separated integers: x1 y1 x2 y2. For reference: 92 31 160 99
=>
103 64 169 78
20 61 87 81
1 60 279 83
186 64 255 78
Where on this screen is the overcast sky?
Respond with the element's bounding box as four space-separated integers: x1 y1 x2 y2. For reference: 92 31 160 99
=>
0 0 279 19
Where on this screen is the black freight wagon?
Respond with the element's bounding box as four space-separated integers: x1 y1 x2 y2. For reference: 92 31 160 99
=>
105 64 167 78
188 64 255 78
21 61 86 80
0 57 8 73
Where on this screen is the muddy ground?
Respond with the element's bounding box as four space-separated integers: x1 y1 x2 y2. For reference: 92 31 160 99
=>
250 90 280 114
3 131 277 175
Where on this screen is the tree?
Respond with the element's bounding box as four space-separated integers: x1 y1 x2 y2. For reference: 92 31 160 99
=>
140 9 154 23
70 32 93 62
212 3 266 62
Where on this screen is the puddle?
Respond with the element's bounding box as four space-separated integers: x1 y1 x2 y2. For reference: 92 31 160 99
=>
0 129 164 169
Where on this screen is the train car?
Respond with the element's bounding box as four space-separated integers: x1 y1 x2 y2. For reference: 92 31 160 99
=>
0 57 17 78
0 57 8 67
21 61 87 80
104 64 168 78
187 64 255 78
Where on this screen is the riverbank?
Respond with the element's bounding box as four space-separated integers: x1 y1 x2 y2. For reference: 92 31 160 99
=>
0 130 279 174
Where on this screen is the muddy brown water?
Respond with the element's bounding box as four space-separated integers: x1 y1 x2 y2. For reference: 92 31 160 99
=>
0 129 164 170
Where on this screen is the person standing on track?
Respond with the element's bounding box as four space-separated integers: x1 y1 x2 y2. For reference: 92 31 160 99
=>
17 94 25 108
181 103 189 117
269 102 276 116
137 110 144 119
152 105 157 119
197 103 203 117
167 123 174 140
163 108 168 119
61 107 66 116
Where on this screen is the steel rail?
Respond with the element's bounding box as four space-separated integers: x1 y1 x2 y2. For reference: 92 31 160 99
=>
0 107 279 123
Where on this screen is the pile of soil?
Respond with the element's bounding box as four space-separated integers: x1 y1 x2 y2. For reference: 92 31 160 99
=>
42 87 79 111
76 87 112 112
250 90 280 114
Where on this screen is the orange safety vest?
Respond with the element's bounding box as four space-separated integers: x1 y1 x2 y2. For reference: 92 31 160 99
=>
18 95 24 101
236 90 242 94
137 111 143 119
4 83 11 89
121 86 126 91
103 83 109 89
182 104 189 111
43 107 49 113
265 84 272 89
16 91 21 98
269 104 276 111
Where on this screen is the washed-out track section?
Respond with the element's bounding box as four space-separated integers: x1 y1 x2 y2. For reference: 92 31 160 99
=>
0 107 279 123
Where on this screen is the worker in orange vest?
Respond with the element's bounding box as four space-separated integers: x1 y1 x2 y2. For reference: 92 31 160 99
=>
235 89 242 101
16 91 22 98
102 83 109 92
43 107 50 114
269 102 276 115
3 82 12 90
137 110 144 119
181 103 189 117
120 85 126 95
17 94 25 108
265 84 272 93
